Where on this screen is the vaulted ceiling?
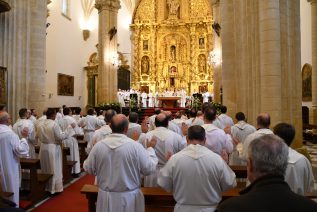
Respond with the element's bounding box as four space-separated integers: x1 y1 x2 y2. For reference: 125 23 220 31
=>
121 0 138 14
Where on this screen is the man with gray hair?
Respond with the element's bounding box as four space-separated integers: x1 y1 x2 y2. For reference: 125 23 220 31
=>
127 112 141 139
217 134 317 211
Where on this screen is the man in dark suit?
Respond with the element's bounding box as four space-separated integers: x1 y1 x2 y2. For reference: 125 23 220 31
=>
217 134 317 212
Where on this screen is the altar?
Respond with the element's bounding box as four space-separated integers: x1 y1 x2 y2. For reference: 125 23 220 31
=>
157 97 181 107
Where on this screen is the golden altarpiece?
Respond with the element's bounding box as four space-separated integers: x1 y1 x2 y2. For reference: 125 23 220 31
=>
131 0 214 94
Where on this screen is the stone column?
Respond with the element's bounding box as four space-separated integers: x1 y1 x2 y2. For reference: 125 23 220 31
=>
95 0 120 103
0 0 47 120
28 0 47 113
258 0 282 125
309 0 317 123
211 0 221 103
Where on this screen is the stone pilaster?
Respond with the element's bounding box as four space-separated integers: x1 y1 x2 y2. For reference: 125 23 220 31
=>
211 0 221 103
0 0 47 120
28 0 47 113
309 0 317 123
220 0 302 146
95 0 121 103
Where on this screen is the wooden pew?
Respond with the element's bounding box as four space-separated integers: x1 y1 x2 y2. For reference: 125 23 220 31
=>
20 158 52 204
230 165 247 178
230 165 247 188
76 135 87 168
80 184 241 212
62 147 77 185
34 146 76 185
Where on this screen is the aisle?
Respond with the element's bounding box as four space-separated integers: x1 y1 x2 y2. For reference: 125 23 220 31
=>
30 174 95 212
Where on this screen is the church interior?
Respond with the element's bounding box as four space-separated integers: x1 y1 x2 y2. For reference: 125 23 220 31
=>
1 0 317 211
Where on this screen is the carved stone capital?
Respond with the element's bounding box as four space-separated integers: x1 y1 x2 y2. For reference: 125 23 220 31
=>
211 0 220 6
95 0 121 11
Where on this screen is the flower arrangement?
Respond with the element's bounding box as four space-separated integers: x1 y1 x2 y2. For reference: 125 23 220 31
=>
192 97 202 111
96 102 121 113
129 97 139 111
210 102 222 115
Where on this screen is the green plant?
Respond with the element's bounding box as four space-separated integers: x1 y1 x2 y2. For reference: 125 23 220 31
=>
129 97 138 111
192 97 202 111
96 102 121 113
210 102 222 115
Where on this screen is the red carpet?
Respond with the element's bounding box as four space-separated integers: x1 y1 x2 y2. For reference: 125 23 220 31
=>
32 174 95 212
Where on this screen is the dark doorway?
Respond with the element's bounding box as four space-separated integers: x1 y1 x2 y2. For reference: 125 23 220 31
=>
118 67 130 90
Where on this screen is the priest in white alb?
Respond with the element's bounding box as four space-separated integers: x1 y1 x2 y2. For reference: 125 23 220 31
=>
127 112 142 139
202 107 233 161
12 108 36 158
79 108 104 154
141 91 147 108
84 114 158 212
140 113 186 187
91 109 116 146
37 109 74 194
226 112 256 165
158 125 236 212
274 123 315 195
58 107 81 175
148 90 154 107
0 112 29 206
240 113 273 160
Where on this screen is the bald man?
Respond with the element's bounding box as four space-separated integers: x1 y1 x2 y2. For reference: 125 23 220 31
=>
0 112 29 206
84 114 158 212
141 113 186 187
240 113 273 160
164 111 182 135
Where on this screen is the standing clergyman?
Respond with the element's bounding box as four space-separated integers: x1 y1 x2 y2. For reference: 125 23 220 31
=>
84 114 158 212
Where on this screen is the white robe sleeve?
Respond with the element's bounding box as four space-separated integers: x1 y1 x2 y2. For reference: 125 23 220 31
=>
83 145 97 175
157 157 174 192
218 162 237 191
12 137 29 157
224 134 234 154
137 133 147 148
285 157 315 195
138 145 158 176
53 123 71 142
